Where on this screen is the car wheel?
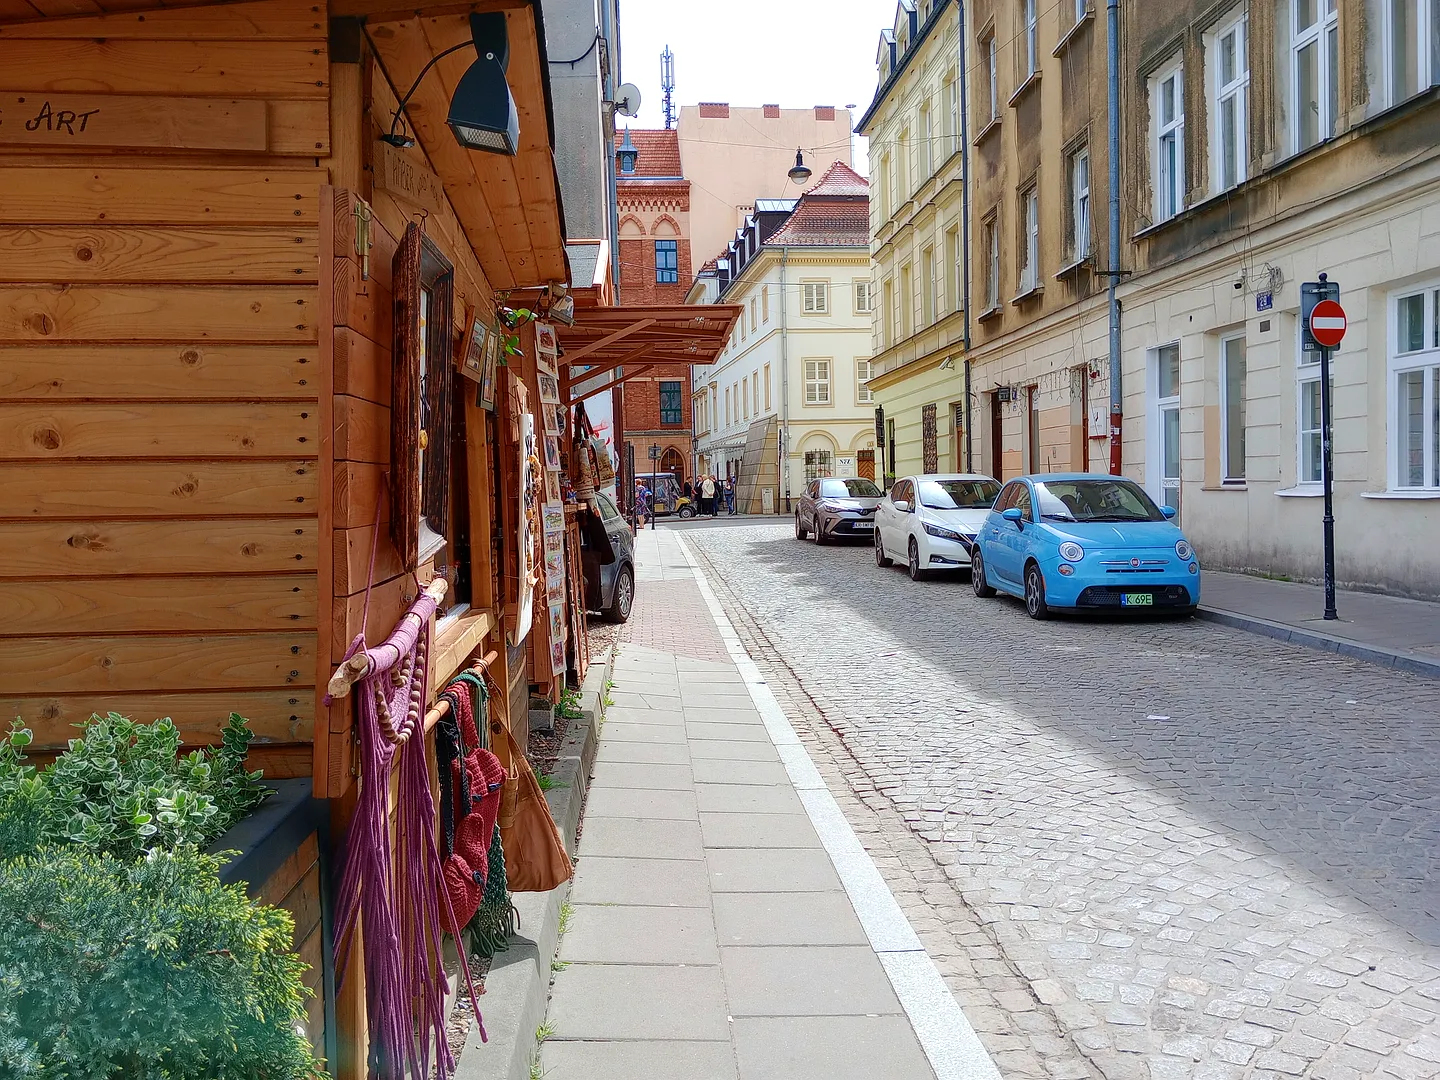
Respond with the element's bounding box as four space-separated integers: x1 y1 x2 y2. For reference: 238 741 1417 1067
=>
875 528 893 567
678 505 695 519
795 512 807 541
813 517 827 545
971 547 996 597
1024 562 1050 620
604 564 634 623
907 538 928 582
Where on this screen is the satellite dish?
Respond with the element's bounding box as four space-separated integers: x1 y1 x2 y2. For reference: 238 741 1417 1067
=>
615 82 642 118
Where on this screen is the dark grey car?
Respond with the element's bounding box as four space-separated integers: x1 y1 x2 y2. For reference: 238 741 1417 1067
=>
584 491 635 622
794 477 884 545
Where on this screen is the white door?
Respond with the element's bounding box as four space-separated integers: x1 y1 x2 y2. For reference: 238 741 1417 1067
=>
1152 344 1181 512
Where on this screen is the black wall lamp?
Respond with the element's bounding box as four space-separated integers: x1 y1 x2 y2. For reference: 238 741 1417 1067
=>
787 148 812 184
379 11 519 156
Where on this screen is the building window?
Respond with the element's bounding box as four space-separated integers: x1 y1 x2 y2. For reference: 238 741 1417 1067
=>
920 100 934 179
1152 343 1182 509
854 280 873 313
725 386 731 427
804 450 833 482
763 363 772 410
900 263 913 337
762 285 770 322
979 33 998 124
878 153 891 219
1298 376 1325 483
1221 333 1247 482
660 380 682 425
1018 187 1039 294
946 75 960 156
1075 0 1087 21
882 279 895 345
802 281 829 314
921 247 936 326
944 227 960 315
1068 147 1091 262
1212 14 1248 191
858 359 873 404
898 127 911 194
1153 62 1185 222
1384 0 1438 104
804 358 832 405
1022 0 1039 79
1292 0 1338 153
1390 284 1440 489
752 371 760 416
749 297 757 332
984 213 1000 309
742 377 749 419
656 239 679 283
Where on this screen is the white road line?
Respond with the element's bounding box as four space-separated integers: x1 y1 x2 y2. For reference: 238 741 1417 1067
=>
675 533 1004 1080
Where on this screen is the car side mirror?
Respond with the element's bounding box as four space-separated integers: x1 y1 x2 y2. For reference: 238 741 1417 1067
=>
1160 505 1178 519
1002 507 1024 524
893 500 911 513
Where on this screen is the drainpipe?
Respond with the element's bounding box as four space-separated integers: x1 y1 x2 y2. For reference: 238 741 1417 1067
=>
957 0 973 472
1106 0 1123 475
780 249 791 513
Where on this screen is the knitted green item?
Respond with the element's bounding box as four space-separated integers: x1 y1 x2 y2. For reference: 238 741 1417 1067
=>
465 824 517 959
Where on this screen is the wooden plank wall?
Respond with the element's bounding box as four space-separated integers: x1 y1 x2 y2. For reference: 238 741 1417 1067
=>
0 0 328 777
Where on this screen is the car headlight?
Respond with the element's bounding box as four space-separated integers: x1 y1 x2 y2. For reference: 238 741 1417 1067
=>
923 522 965 543
1175 539 1192 561
1058 541 1084 562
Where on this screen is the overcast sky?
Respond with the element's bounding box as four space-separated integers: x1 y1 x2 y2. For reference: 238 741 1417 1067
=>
614 0 896 174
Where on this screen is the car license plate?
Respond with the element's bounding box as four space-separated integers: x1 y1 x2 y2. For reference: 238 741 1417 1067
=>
854 521 874 531
1120 593 1153 607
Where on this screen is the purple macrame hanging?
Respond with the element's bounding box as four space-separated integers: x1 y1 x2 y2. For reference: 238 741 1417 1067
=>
333 583 485 1079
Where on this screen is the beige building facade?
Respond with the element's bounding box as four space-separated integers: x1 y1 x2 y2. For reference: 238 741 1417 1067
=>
677 103 855 283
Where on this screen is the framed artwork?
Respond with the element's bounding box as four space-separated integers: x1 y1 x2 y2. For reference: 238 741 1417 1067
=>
541 400 562 435
477 322 502 411
543 433 562 472
535 321 559 377
537 371 560 405
459 309 489 385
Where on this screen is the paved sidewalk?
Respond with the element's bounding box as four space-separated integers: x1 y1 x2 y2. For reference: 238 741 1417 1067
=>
541 531 996 1080
1199 570 1440 678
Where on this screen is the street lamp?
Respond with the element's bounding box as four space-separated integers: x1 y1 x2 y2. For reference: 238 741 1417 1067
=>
787 148 812 184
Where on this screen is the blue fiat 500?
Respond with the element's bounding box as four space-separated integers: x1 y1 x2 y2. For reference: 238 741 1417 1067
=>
970 474 1200 619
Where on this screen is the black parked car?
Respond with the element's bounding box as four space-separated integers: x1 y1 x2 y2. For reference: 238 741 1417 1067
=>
583 491 635 622
794 477 884 545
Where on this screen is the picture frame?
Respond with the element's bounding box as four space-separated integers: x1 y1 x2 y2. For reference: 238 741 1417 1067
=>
535 321 559 377
459 308 489 385
543 433 562 472
477 322 502 411
537 371 561 405
541 400 563 436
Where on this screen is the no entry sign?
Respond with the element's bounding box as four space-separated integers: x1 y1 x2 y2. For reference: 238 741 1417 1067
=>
1309 299 1347 348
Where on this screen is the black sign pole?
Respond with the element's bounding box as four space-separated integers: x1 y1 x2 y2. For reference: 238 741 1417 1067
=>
1319 341 1338 620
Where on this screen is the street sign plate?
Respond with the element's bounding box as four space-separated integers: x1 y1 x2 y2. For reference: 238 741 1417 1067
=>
1309 299 1347 348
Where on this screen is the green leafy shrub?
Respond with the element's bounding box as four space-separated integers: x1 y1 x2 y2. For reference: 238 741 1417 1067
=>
0 845 323 1079
0 713 269 861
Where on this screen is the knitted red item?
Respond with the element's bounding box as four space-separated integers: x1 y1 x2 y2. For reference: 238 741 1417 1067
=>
440 689 508 934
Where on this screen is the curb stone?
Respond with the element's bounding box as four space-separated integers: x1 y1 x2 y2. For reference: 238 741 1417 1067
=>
1196 605 1440 681
454 644 612 1080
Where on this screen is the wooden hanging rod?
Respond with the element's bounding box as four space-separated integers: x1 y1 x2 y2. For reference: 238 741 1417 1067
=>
326 578 450 699
422 650 501 733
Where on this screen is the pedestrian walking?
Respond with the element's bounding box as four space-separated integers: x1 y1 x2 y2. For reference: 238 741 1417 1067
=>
700 474 717 517
635 481 650 528
725 476 736 515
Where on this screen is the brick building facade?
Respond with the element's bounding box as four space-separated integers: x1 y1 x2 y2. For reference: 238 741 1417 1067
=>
614 128 696 487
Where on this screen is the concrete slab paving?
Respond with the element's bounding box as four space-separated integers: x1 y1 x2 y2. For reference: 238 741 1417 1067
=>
541 1040 738 1080
593 740 690 766
599 705 687 726
700 811 826 849
680 706 768 725
546 963 730 1041
587 760 693 791
712 891 870 947
731 1015 937 1080
686 721 770 742
578 817 704 860
706 847 848 893
583 786 698 820
570 856 713 908
720 945 905 1016
559 904 720 965
694 783 806 815
595 720 688 744
688 740 782 762
690 758 791 786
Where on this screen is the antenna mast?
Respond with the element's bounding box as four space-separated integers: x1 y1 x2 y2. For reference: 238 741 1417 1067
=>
661 45 676 129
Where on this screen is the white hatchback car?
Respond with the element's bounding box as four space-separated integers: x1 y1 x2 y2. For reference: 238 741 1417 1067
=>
874 474 1002 581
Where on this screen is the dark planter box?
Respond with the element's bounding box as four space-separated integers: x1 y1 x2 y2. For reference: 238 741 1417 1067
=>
207 779 336 1068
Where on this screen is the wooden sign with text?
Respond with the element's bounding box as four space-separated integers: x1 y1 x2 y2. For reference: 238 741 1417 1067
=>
0 94 267 151
373 140 447 217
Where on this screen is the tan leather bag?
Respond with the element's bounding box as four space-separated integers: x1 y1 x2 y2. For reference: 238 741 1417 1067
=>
496 723 573 892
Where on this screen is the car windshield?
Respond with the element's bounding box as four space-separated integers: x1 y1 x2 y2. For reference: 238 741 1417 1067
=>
1033 480 1166 522
820 479 881 498
918 479 1001 510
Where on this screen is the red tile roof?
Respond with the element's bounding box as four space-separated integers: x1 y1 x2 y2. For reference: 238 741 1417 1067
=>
764 162 870 247
614 128 682 178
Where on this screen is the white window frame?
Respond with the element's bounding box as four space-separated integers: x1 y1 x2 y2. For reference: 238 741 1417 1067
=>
1075 0 1087 21
763 363 772 411
984 34 998 122
1220 332 1247 483
857 359 874 404
1069 146 1091 261
762 285 770 323
1019 187 1039 295
1152 60 1185 223
1211 12 1249 192
1291 0 1338 154
804 358 833 406
883 278 895 345
801 280 830 315
803 449 833 482
1147 342 1183 509
1295 327 1328 486
945 225 960 315
742 377 749 419
900 263 913 338
854 279 873 314
946 75 960 156
985 213 1001 309
921 246 936 326
1023 0 1039 79
919 100 934 179
1383 0 1438 105
1387 281 1440 491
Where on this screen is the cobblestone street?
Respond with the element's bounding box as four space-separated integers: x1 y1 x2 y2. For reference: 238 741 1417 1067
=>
679 521 1440 1080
